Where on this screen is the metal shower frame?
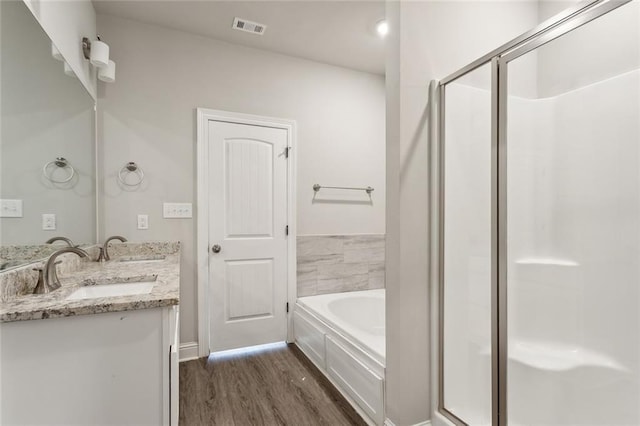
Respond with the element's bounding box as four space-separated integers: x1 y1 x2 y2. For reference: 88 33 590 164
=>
431 1 635 425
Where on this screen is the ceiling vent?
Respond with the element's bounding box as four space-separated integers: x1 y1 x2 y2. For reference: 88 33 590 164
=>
232 17 266 35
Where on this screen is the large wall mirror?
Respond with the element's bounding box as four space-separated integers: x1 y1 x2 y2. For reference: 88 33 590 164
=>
0 0 97 271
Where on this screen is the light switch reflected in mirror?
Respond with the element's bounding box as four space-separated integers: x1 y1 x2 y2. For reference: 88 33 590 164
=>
0 1 97 271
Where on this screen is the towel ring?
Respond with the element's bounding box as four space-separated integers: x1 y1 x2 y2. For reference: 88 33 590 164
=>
43 157 75 183
118 162 144 186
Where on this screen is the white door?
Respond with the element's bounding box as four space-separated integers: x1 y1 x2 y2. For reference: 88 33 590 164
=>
207 119 289 352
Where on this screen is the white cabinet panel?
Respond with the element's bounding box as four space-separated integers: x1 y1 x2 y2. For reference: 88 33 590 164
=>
168 305 180 426
0 307 176 425
293 310 326 369
326 336 384 425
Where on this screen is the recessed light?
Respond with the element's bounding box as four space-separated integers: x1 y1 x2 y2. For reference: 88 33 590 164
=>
376 20 389 37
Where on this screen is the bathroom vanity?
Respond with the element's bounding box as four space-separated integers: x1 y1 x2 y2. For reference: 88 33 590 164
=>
0 242 180 426
0 5 180 424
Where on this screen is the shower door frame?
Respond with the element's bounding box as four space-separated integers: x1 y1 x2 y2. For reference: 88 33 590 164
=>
433 1 634 425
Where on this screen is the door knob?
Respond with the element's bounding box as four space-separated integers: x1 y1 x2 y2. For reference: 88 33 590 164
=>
211 244 222 253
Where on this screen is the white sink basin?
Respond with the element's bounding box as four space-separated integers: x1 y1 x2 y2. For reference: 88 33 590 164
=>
117 255 166 263
67 274 157 300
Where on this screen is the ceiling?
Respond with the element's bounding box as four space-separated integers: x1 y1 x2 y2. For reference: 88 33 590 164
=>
92 0 386 75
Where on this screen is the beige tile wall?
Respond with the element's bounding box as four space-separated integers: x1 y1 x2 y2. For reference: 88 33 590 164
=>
297 234 385 297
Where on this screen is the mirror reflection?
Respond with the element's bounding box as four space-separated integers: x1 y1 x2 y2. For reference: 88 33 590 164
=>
0 0 96 270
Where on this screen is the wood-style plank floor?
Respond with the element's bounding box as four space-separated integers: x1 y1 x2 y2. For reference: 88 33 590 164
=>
179 343 367 426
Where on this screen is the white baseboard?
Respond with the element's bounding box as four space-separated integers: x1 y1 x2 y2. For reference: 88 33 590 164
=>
385 419 431 426
179 342 199 362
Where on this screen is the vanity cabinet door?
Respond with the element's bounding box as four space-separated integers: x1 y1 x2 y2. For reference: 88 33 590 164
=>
0 308 169 425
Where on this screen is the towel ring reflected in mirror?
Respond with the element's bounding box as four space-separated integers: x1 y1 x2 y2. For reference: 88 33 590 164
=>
43 157 75 184
118 161 145 186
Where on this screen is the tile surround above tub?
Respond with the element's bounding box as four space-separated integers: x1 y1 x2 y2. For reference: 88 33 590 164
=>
297 234 385 297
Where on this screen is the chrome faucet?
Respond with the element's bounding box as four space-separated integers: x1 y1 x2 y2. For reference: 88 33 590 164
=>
35 247 90 294
102 236 127 261
45 236 75 247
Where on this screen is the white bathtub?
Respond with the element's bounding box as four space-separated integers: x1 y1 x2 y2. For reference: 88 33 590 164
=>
298 289 385 364
294 289 385 425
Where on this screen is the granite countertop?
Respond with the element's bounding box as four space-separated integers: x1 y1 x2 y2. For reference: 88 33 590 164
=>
0 243 180 323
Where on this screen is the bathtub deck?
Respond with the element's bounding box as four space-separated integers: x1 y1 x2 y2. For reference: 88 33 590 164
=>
179 343 367 425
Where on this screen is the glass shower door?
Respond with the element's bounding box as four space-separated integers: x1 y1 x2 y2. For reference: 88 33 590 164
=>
441 65 493 425
502 2 640 424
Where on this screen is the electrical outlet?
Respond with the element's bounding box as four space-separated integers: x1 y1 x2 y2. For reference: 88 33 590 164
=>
42 214 56 230
137 214 149 230
163 202 192 218
0 199 23 218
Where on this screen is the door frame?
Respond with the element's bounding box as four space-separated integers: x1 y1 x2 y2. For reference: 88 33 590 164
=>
196 108 297 358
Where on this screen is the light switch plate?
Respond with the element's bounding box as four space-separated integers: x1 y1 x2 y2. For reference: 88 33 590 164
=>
137 214 149 230
0 199 23 218
163 202 192 218
42 213 56 230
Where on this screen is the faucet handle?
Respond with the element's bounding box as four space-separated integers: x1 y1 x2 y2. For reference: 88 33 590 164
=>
96 247 106 263
32 268 46 294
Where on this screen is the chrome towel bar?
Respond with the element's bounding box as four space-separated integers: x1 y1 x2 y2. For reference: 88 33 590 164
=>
313 184 374 195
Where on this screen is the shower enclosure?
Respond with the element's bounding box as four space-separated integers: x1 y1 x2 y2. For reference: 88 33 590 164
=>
433 1 640 425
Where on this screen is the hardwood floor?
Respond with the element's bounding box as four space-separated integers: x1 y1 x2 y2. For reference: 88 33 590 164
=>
179 343 367 426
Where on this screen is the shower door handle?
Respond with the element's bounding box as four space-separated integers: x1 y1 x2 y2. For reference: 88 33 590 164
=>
211 244 222 254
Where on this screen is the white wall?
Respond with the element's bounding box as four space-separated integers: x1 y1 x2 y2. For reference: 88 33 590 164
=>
22 0 97 100
96 14 386 345
385 2 541 425
537 0 640 97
